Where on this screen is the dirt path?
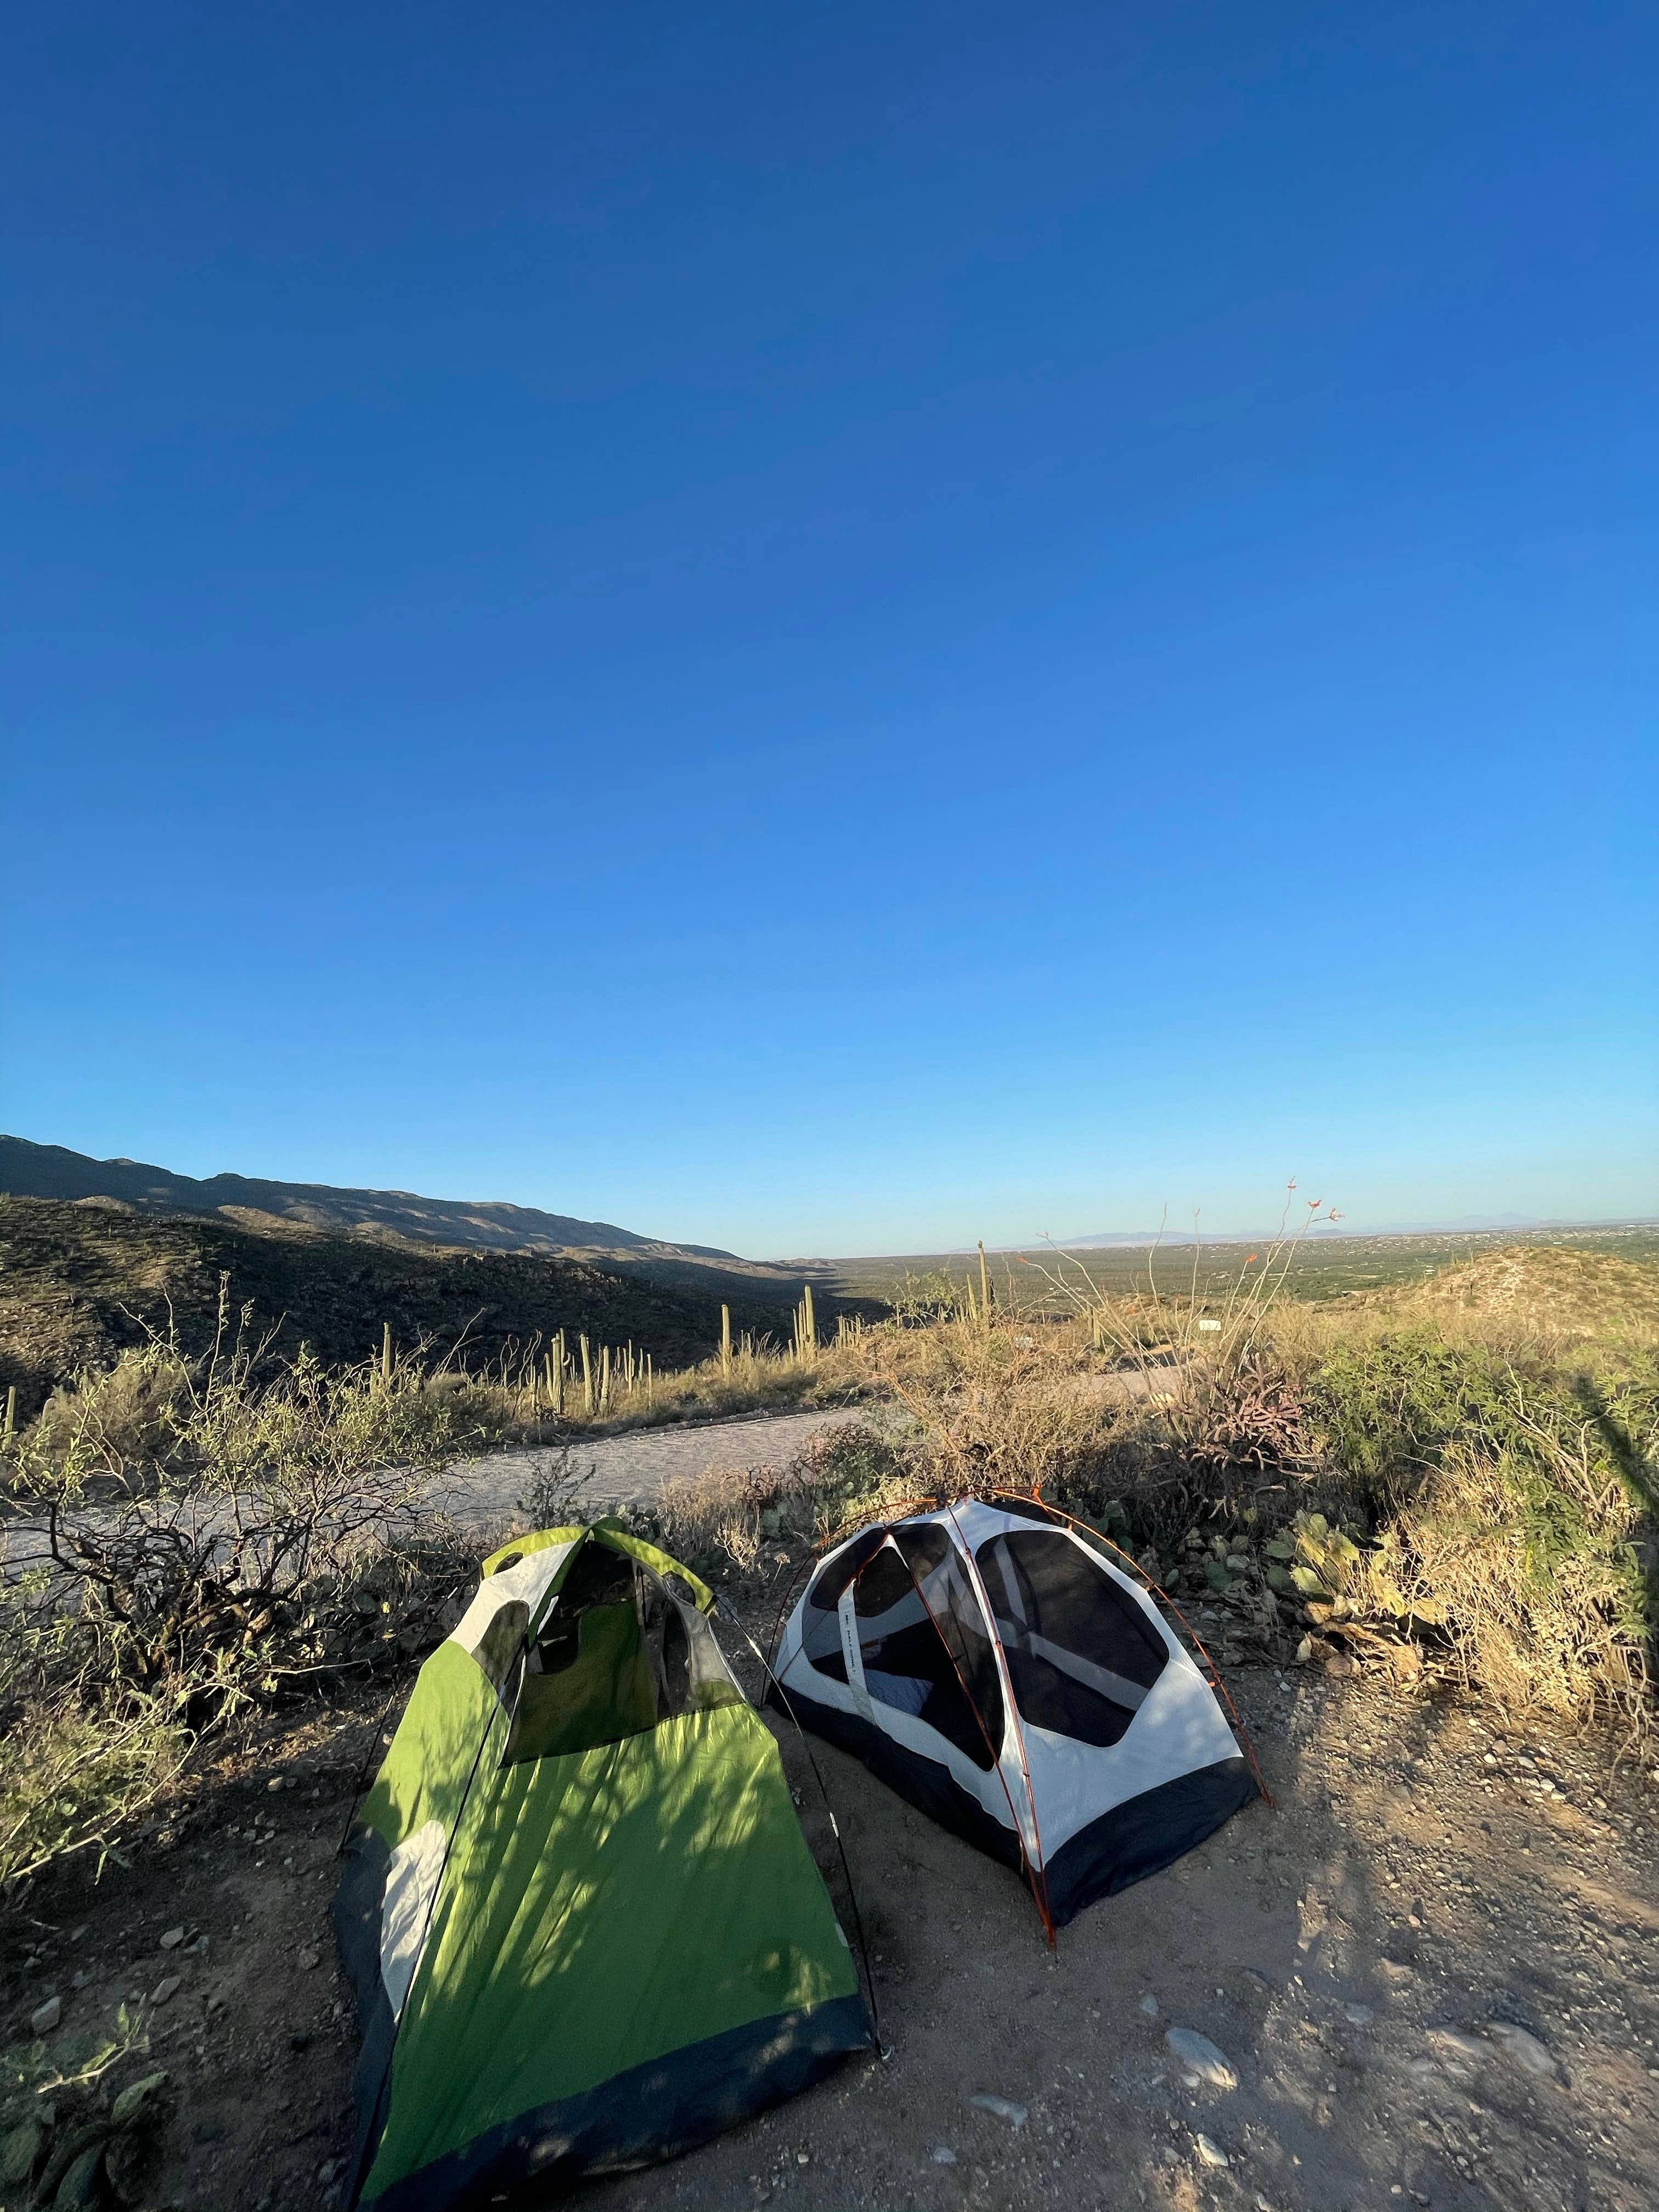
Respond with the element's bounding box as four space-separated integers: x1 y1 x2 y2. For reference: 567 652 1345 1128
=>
427 1406 862 1528
589 1662 1658 2212
7 1510 1655 2212
13 1658 1655 2212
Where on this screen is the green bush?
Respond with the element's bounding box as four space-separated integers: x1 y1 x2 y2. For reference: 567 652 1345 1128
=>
1306 1330 1515 1506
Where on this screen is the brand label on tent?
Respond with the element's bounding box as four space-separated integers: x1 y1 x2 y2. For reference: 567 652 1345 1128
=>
837 1587 874 1723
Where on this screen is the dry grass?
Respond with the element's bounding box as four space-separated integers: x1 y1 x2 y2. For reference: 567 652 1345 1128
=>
436 1322 885 1446
1388 1243 1659 1344
886 1317 1118 1497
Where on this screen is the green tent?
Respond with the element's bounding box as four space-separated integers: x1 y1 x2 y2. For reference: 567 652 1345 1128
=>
333 1518 872 2209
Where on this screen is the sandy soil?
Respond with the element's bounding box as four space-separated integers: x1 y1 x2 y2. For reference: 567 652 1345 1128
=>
5 1542 1656 2212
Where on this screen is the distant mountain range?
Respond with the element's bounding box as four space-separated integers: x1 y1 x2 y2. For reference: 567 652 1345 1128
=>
8 1137 1648 1277
0 1135 748 1268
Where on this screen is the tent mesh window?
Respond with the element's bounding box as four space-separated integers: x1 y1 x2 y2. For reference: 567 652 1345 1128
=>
891 1525 1007 1763
503 1539 740 1764
850 1533 1002 1769
974 1530 1167 1747
800 1526 890 1683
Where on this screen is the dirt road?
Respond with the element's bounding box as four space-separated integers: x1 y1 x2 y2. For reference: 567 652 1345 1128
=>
428 1406 861 1527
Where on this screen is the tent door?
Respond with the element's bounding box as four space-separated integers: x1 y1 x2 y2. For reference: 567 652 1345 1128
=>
842 1533 1037 1866
954 1536 1045 1874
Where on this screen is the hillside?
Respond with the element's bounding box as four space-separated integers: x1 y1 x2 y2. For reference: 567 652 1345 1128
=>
1387 1241 1659 1337
0 1135 771 1272
0 1195 835 1423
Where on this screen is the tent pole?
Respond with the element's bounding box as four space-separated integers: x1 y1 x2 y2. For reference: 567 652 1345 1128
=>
334 1671 411 1861
886 1534 1056 1948
944 1502 1058 1947
723 1611 884 2057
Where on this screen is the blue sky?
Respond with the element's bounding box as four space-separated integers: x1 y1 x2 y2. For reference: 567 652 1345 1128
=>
5 1 1655 1254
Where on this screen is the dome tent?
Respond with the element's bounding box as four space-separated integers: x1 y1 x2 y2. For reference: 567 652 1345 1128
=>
769 1495 1260 1932
333 1517 872 2211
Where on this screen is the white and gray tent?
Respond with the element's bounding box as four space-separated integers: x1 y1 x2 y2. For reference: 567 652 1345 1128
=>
770 1496 1260 1930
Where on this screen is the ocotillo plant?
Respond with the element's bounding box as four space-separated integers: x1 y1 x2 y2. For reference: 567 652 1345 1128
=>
979 1240 993 1325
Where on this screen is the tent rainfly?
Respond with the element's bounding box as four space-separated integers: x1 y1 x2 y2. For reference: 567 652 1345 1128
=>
334 1518 872 2211
770 1496 1259 1931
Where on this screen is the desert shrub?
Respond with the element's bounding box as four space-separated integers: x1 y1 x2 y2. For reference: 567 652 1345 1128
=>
0 1571 192 1888
1351 1376 1655 1728
0 1331 482 1889
1305 1331 1518 1512
25 1342 199 1488
1187 1352 1311 1482
1238 1348 1658 1728
889 1319 1113 1499
793 1420 917 1536
886 1271 967 1327
11 1341 460 1698
0 1684 190 1890
516 1444 597 1533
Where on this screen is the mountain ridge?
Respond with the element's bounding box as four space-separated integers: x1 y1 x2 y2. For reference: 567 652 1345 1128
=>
0 1135 744 1267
